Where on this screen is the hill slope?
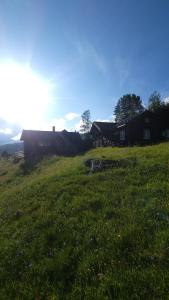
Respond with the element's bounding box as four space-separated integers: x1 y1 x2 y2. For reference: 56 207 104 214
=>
0 142 23 154
0 143 169 299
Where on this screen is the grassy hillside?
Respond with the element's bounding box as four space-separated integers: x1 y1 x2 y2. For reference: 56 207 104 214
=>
0 143 169 299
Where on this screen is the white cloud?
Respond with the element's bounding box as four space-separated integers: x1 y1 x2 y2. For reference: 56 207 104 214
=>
74 119 83 131
0 128 12 134
164 97 169 103
96 119 112 122
23 112 81 133
0 118 21 143
77 41 107 74
2 112 81 143
48 117 67 131
64 112 80 121
109 114 116 122
48 112 81 131
11 118 69 141
12 133 21 141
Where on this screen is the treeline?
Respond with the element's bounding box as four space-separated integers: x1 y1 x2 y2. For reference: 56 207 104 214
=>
114 91 167 123
80 91 169 132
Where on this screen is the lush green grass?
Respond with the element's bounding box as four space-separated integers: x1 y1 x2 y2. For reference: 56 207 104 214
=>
0 143 169 299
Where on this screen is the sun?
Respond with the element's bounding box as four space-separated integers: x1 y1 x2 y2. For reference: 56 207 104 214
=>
0 62 52 129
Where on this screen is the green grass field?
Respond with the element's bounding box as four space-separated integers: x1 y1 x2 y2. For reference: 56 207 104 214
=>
0 143 169 299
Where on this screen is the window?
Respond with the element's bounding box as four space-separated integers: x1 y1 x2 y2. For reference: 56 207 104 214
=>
38 141 51 147
120 129 125 141
162 131 166 137
143 129 150 140
145 117 149 123
163 129 169 138
166 129 169 138
162 129 169 138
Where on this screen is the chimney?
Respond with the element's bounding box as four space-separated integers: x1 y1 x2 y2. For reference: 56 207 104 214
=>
52 126 55 132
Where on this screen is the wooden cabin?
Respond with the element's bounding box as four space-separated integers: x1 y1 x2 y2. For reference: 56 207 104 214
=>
114 110 155 145
114 107 169 145
90 121 116 147
20 128 84 162
90 106 169 147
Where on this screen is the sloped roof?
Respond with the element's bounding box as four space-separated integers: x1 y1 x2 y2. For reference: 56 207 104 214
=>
20 129 81 143
91 121 116 137
20 129 84 156
117 110 153 128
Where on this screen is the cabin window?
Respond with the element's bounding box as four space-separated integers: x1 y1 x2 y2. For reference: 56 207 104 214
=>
165 129 169 138
166 129 169 138
162 129 169 138
120 129 125 141
145 117 149 123
162 131 166 137
143 129 150 140
38 141 51 147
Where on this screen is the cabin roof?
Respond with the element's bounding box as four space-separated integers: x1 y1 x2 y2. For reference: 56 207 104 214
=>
20 129 81 142
117 110 153 128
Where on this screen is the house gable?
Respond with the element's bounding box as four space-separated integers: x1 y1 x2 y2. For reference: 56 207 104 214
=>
90 121 116 146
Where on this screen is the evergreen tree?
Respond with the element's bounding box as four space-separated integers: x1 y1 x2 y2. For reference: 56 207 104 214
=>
80 110 91 133
148 91 164 112
114 94 144 123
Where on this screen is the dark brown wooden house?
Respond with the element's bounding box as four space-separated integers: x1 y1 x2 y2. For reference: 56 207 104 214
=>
114 110 154 145
114 107 169 145
90 121 116 147
21 128 84 161
90 106 169 147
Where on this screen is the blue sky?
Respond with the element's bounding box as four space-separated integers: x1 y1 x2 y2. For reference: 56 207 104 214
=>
0 0 169 142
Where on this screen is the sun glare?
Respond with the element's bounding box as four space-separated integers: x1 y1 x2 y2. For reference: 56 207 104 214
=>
0 62 52 129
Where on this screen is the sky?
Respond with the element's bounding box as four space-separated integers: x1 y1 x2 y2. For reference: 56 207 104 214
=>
0 0 169 143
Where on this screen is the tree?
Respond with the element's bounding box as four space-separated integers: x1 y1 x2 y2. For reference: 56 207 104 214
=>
80 110 91 133
1 150 10 160
148 91 164 112
114 94 144 123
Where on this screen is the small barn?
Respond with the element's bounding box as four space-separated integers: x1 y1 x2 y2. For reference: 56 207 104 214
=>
90 121 116 147
20 128 84 161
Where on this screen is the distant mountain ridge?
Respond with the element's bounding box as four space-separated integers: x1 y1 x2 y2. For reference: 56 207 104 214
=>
0 142 23 154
